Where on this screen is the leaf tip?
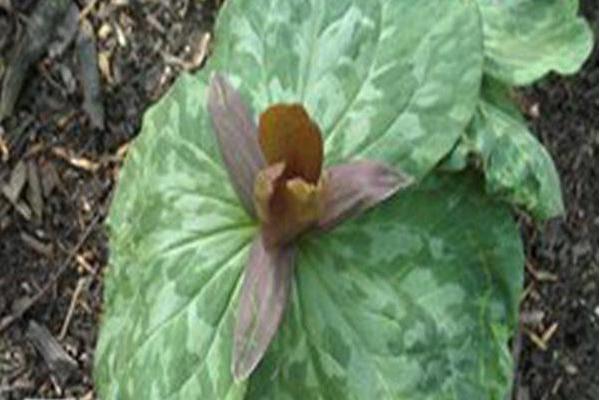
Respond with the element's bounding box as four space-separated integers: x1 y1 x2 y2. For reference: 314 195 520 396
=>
231 353 255 382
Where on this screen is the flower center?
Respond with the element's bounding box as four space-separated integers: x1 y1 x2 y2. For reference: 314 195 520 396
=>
253 104 326 246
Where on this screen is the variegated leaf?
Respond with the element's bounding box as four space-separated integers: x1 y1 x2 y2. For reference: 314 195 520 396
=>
95 0 527 398
443 79 564 220
477 0 593 85
206 0 482 178
95 74 253 400
247 172 523 399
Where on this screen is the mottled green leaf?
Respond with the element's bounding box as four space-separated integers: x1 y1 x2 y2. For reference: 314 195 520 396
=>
94 0 525 398
444 79 564 220
247 172 523 399
206 0 482 178
94 74 252 400
477 0 593 85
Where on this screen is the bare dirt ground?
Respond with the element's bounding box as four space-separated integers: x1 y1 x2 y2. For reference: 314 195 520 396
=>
0 1 596 399
515 3 598 397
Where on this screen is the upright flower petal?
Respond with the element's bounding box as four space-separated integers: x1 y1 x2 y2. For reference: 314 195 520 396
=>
208 73 265 217
232 237 295 381
319 161 413 230
258 104 323 183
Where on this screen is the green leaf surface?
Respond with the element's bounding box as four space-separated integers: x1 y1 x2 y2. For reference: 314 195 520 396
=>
95 0 530 397
94 74 253 400
95 70 523 397
477 0 593 85
94 69 524 400
247 172 523 399
443 79 564 220
205 0 482 178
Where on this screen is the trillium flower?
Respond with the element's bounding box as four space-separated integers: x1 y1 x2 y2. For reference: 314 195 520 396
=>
207 73 413 381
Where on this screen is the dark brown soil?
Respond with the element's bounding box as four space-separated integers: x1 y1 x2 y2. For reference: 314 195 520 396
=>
0 1 217 398
0 1 596 399
514 3 598 398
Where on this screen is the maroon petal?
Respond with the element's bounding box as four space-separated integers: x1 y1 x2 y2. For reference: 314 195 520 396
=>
208 73 266 217
319 161 413 230
232 236 295 381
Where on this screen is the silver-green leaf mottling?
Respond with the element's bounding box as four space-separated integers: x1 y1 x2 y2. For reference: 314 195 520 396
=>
206 0 482 178
246 172 523 400
443 79 564 220
93 0 544 397
477 0 593 85
94 74 523 399
95 73 252 400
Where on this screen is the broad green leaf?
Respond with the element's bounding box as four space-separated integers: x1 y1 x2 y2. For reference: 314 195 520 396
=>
95 74 253 399
247 172 523 400
95 0 517 398
204 0 482 178
477 0 593 85
443 79 564 220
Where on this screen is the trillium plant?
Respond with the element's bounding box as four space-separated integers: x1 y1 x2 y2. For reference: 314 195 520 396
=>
208 73 412 379
95 0 592 399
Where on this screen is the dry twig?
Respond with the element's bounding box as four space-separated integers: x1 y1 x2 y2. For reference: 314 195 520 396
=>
58 277 87 340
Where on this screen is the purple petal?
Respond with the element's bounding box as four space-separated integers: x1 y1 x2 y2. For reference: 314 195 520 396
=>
232 236 295 381
319 160 413 230
208 73 265 217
